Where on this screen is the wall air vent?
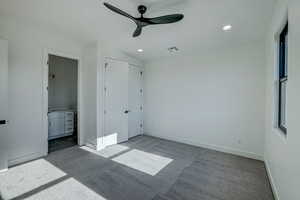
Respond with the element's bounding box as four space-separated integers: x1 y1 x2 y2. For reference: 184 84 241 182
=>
168 46 179 53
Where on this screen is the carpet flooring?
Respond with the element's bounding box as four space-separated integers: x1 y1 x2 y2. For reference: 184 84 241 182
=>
0 136 274 200
48 135 77 153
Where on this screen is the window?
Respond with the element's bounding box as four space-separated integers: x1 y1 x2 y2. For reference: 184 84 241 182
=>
278 23 288 134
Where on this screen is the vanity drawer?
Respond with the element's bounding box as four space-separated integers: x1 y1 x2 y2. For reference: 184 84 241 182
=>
65 118 74 124
65 126 74 133
65 112 74 120
65 119 74 126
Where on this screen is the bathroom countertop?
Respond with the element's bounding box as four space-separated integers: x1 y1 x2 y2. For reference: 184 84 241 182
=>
48 108 77 113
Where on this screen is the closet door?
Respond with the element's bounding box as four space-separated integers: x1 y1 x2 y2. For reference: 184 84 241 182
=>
128 66 143 138
104 59 129 146
0 39 8 172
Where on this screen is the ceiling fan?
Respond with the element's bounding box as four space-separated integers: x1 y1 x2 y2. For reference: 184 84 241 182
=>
103 2 184 37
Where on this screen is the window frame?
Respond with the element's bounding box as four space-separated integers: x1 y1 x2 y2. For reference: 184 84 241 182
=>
278 23 288 134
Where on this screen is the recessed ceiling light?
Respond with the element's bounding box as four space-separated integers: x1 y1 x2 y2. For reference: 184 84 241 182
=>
223 25 232 31
137 49 144 52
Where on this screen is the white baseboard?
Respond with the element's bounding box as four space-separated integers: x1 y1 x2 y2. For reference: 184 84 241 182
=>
144 133 264 161
0 168 8 173
265 160 280 200
86 142 97 150
96 144 105 151
96 137 105 151
8 152 45 167
82 138 97 149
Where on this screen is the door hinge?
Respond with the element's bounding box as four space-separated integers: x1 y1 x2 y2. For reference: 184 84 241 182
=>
105 63 108 69
140 71 143 76
47 60 49 65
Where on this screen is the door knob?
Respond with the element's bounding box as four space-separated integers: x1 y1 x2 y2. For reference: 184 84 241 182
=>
0 120 7 125
124 110 131 114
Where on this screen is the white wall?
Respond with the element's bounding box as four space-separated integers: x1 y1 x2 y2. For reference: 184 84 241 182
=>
144 43 266 160
81 43 98 148
0 17 143 165
265 0 300 199
0 17 84 166
48 55 78 110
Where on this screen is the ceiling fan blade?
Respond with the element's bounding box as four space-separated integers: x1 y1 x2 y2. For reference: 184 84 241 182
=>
147 14 184 24
133 26 142 37
103 2 136 22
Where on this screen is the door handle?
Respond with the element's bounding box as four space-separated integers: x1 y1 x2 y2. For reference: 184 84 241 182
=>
124 110 131 114
0 120 7 125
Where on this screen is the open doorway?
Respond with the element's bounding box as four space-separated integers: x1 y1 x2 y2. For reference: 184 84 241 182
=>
47 54 79 153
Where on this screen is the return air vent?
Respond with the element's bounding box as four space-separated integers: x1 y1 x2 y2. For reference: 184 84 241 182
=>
168 46 179 53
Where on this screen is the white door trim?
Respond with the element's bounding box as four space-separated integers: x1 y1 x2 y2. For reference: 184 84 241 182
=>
0 39 8 172
42 48 82 156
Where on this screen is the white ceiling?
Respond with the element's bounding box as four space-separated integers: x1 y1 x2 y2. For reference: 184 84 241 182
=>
0 0 275 62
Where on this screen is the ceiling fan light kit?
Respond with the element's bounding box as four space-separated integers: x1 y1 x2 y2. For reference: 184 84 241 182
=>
103 2 184 37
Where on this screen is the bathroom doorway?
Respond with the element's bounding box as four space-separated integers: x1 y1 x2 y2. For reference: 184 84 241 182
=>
47 54 79 153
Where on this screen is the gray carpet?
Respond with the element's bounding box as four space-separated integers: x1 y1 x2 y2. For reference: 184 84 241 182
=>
0 136 274 200
48 135 77 153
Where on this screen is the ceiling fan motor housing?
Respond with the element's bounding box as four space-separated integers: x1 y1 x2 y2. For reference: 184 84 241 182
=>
138 5 147 15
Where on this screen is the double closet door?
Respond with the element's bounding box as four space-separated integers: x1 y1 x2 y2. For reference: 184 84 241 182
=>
104 59 143 147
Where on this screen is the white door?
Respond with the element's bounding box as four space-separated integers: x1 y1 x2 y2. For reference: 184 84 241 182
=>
0 39 8 172
128 66 143 138
104 59 129 147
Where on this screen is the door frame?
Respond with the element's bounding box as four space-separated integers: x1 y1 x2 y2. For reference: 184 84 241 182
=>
0 39 8 172
42 48 82 155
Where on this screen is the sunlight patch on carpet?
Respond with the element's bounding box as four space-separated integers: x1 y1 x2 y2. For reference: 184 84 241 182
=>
112 149 173 176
